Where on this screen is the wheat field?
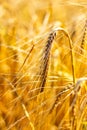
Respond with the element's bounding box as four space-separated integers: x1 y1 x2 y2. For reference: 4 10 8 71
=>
0 0 87 130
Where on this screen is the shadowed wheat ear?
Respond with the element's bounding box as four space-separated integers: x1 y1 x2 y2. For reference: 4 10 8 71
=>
40 31 56 92
40 27 75 92
80 19 87 54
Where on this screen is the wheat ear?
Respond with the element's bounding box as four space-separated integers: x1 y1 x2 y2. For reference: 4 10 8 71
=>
80 19 87 53
40 31 56 92
40 27 75 92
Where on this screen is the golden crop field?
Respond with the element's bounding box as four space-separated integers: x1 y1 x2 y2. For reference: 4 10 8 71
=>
0 0 87 130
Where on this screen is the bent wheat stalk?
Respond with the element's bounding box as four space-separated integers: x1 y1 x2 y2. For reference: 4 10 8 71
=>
40 27 75 92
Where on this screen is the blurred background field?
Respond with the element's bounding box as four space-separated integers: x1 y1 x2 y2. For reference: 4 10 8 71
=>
0 0 87 130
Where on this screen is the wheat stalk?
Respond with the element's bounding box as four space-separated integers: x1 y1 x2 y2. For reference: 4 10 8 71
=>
12 45 34 88
57 77 87 129
49 83 73 113
1 75 34 130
